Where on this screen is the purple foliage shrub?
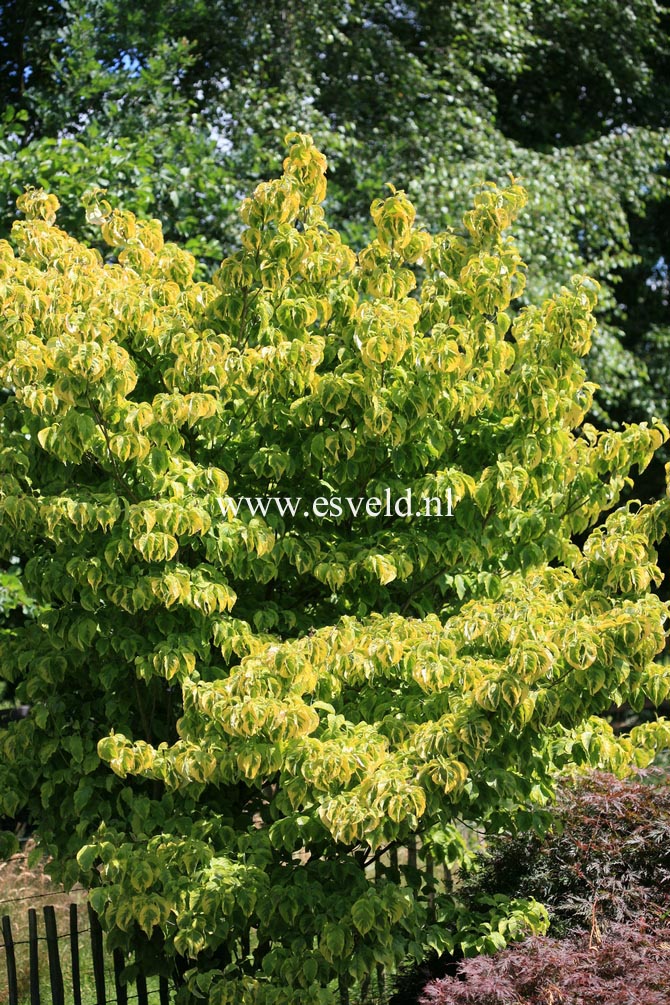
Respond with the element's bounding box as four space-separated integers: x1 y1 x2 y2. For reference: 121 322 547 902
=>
394 771 670 1005
468 770 670 932
419 919 670 1004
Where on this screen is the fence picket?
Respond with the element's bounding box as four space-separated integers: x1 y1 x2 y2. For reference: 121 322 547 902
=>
43 906 65 1005
68 904 81 1005
159 975 170 1005
424 848 436 923
136 969 149 1005
88 902 107 1005
1 914 19 1005
113 948 129 1005
28 907 41 1005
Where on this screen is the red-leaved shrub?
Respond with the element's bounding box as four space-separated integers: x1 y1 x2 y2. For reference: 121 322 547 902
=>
391 772 670 1005
468 770 670 932
419 919 670 1004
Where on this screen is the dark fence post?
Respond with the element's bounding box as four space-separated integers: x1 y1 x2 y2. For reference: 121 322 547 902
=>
159 975 170 1005
113 948 129 1005
88 903 107 1005
69 904 81 1005
43 906 65 1005
28 907 41 1005
136 968 149 1005
1 914 19 1005
425 849 435 923
374 855 387 998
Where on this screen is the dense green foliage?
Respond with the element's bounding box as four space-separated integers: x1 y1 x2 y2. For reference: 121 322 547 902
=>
1 135 670 1002
1 1 669 446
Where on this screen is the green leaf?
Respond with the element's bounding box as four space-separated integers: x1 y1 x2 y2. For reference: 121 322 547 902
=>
351 898 376 936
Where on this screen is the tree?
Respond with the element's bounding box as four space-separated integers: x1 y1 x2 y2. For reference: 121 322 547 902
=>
1 134 670 1003
1 1 668 503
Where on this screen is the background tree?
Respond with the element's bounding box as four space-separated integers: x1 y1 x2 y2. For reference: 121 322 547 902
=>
1 134 670 1003
1 0 668 472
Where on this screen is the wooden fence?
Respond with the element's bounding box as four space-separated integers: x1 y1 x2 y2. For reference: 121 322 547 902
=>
1 841 448 1005
1 903 171 1005
1 901 397 1005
